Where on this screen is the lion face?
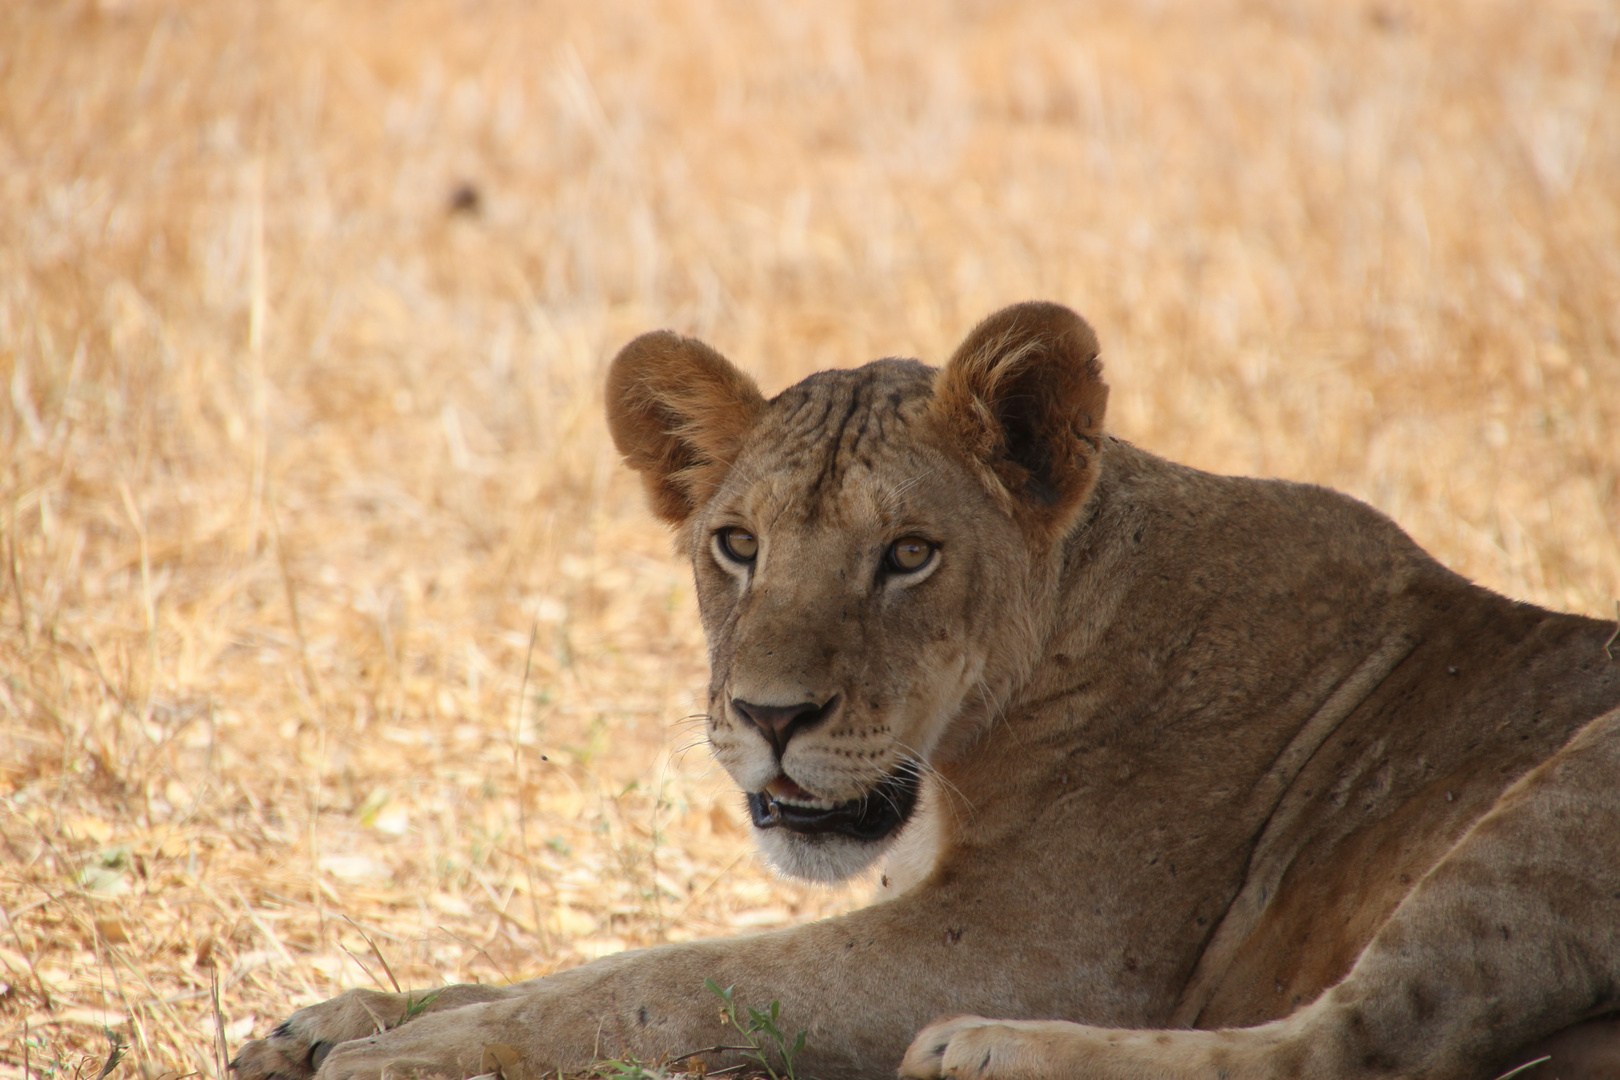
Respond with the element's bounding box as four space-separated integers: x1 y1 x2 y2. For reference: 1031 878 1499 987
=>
688 362 1034 881
607 303 1109 881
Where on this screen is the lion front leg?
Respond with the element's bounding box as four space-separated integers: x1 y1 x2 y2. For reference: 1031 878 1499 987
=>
233 942 769 1080
231 983 520 1080
903 705 1620 1080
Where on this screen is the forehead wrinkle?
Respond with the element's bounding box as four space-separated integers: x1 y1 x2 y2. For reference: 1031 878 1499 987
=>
732 358 936 527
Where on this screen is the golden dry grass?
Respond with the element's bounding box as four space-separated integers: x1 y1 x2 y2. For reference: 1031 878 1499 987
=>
2 0 1618 1074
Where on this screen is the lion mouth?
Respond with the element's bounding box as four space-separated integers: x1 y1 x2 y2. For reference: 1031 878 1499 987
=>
746 763 921 841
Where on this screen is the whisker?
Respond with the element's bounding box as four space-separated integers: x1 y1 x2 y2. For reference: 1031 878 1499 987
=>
893 743 974 819
879 469 937 517
671 713 712 731
890 746 975 824
976 676 1011 736
671 738 712 759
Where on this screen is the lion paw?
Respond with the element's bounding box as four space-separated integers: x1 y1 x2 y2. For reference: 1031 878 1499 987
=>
232 988 416 1080
232 985 511 1080
899 1016 1009 1080
900 1016 1137 1080
303 1002 518 1080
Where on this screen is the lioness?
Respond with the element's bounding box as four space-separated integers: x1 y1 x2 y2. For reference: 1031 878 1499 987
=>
234 302 1620 1080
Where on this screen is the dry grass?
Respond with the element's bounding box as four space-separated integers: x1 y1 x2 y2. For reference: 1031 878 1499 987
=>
2 0 1618 1074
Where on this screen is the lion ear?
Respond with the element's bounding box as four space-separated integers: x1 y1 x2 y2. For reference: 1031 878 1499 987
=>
606 331 767 527
932 302 1109 536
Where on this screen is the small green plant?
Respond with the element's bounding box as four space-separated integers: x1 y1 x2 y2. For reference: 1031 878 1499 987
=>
591 1059 671 1080
398 990 442 1025
704 978 807 1080
94 1029 128 1080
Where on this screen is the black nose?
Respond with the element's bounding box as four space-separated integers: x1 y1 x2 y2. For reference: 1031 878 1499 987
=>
731 696 839 755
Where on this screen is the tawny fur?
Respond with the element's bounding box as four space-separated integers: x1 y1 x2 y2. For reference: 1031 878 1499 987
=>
233 303 1620 1080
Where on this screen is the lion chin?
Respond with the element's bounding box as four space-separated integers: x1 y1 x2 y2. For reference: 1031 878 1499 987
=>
751 822 894 884
743 764 925 883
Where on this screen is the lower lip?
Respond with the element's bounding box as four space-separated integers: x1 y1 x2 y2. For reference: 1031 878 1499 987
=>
746 764 921 841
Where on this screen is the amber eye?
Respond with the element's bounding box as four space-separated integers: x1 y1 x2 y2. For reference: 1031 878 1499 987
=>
885 536 935 573
717 526 759 563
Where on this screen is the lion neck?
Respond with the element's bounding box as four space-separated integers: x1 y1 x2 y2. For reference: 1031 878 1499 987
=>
933 436 1433 834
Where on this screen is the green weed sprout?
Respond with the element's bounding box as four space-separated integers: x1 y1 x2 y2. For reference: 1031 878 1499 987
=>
704 978 807 1080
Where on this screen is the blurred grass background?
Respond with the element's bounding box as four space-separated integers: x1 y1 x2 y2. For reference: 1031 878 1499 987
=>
2 0 1617 1074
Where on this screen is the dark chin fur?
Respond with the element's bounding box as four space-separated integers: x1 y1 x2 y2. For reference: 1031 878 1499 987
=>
745 764 923 882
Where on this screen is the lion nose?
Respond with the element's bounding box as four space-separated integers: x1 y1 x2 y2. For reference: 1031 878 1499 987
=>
731 696 839 755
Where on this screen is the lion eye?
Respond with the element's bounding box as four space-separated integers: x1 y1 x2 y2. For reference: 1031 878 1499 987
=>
885 536 935 573
717 526 759 563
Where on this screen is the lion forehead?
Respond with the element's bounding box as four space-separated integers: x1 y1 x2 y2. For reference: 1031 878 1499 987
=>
733 359 942 520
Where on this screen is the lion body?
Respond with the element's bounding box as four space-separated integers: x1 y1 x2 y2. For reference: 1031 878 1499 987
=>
235 304 1620 1080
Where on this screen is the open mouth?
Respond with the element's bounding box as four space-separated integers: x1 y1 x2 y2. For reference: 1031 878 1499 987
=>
746 763 922 842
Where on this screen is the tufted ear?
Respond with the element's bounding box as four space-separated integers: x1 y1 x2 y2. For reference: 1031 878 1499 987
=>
606 331 767 527
932 302 1109 537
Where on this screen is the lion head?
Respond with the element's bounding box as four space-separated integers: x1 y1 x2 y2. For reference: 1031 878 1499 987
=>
606 302 1109 881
